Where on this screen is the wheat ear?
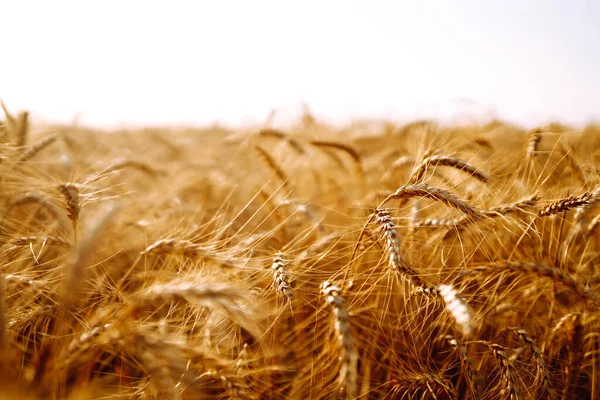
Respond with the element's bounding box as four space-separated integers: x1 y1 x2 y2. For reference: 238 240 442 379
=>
271 251 293 298
57 183 81 243
320 281 357 400
508 327 555 399
527 128 542 159
471 262 600 308
16 111 30 147
413 194 539 229
15 134 58 165
475 341 520 400
438 284 473 336
538 192 593 217
254 145 292 192
446 336 480 399
374 209 433 290
258 128 304 154
410 155 489 184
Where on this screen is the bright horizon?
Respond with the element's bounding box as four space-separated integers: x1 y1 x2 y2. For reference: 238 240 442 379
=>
2 0 599 129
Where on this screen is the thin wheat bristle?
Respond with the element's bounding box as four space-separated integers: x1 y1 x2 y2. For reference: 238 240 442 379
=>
320 280 357 400
410 154 489 183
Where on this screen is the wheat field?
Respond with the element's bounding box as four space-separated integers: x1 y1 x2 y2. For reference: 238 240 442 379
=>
1 102 599 399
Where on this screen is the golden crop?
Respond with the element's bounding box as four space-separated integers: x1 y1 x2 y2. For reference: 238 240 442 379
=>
1 102 599 399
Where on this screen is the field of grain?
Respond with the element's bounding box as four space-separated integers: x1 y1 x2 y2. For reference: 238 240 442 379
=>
1 102 599 399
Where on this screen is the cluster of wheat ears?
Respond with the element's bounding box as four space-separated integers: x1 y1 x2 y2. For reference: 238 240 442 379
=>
0 102 599 399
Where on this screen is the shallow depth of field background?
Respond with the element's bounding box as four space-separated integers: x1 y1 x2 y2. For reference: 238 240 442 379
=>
2 2 600 400
1 0 599 129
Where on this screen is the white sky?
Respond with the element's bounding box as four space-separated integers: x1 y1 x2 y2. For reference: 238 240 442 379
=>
1 0 599 128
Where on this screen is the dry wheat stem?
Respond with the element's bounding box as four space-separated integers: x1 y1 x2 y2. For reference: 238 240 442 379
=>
562 312 584 400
